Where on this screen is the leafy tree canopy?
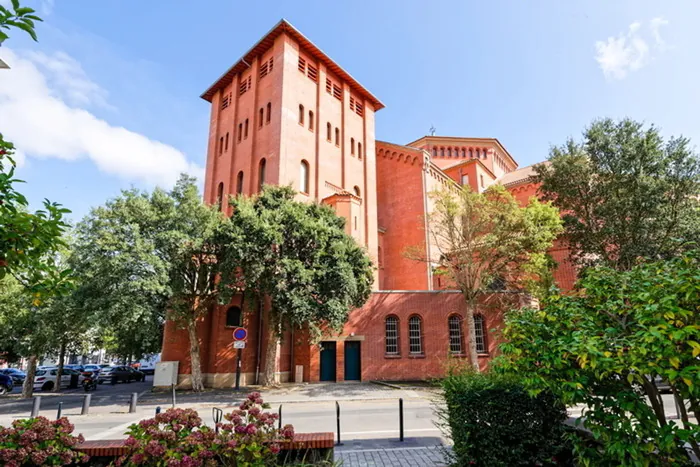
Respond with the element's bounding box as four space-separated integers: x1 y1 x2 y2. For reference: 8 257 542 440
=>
535 118 700 271
219 185 374 385
419 184 563 367
498 250 700 464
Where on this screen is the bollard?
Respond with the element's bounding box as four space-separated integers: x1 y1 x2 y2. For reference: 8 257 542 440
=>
399 398 404 442
156 406 161 416
171 383 176 408
335 401 342 446
129 393 138 413
31 396 41 418
278 404 282 430
56 401 63 420
212 408 223 434
81 394 92 415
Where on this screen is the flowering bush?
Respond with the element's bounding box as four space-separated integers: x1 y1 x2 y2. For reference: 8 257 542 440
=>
0 416 88 466
117 392 294 467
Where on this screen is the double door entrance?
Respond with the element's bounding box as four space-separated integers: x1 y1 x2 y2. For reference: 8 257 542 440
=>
319 341 361 382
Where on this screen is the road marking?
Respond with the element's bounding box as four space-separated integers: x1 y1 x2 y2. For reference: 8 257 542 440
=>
90 419 141 440
338 446 445 453
341 428 441 435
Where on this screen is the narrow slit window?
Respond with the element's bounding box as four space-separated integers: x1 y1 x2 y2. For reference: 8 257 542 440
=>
259 108 263 128
351 138 355 155
308 111 314 131
238 124 242 142
326 122 331 141
335 128 340 146
244 119 249 139
300 160 309 194
266 102 271 124
236 171 244 195
299 105 304 125
358 142 362 160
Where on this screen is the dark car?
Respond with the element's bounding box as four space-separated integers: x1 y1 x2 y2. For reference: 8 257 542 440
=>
98 366 145 384
0 373 13 395
0 368 26 385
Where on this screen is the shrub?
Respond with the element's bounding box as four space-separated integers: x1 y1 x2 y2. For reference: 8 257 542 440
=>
117 392 294 467
498 251 700 465
439 372 569 466
0 416 88 466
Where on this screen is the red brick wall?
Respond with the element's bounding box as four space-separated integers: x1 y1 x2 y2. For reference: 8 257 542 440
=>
375 143 430 290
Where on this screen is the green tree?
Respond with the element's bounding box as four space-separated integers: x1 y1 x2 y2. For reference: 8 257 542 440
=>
219 186 374 386
156 175 227 391
416 185 563 369
498 251 700 465
535 118 700 271
72 189 170 364
0 0 42 43
73 176 227 391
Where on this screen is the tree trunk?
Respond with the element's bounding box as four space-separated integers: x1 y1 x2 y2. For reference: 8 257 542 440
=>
465 299 479 370
260 312 280 387
22 355 37 399
187 318 205 392
55 340 66 393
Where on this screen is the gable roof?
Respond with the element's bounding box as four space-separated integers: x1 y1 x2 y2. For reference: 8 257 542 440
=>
201 19 384 110
496 162 547 187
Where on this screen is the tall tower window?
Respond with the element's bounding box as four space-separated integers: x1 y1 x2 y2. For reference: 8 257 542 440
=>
266 102 271 124
298 105 304 125
259 108 264 128
238 123 242 142
224 132 229 151
244 119 249 139
351 138 355 155
326 122 331 141
358 142 362 160
300 160 310 194
216 182 224 212
335 128 340 146
258 158 266 192
308 111 314 131
236 171 244 195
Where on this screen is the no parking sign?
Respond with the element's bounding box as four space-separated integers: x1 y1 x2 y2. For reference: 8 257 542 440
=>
232 327 247 349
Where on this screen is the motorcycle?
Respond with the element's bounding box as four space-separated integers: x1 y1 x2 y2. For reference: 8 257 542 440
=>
82 373 97 392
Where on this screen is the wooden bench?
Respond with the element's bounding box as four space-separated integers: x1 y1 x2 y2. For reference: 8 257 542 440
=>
76 432 335 460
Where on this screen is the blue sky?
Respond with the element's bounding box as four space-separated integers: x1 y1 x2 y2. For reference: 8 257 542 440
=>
1 0 699 222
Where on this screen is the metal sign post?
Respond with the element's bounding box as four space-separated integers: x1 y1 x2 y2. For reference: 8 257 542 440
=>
232 327 248 390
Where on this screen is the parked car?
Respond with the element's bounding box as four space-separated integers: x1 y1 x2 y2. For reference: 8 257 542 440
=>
0 368 26 385
64 364 85 373
98 366 145 384
0 373 13 395
83 364 110 377
33 368 85 391
135 354 160 375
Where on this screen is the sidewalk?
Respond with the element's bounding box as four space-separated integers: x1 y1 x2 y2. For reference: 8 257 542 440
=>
335 437 450 467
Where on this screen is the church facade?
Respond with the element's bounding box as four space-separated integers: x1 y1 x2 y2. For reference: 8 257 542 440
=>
161 20 576 387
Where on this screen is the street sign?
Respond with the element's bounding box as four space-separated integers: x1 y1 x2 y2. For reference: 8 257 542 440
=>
233 341 246 349
232 327 248 341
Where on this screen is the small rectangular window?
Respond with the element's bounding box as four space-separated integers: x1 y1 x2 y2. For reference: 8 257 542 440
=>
461 174 469 186
298 56 306 73
307 63 318 82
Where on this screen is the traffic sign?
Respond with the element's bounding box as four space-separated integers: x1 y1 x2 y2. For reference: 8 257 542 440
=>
233 341 246 349
232 327 248 341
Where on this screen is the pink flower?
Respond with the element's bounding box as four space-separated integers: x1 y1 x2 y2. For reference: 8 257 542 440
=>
246 424 257 435
270 443 281 454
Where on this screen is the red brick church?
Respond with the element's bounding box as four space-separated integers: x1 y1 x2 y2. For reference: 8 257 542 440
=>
161 20 576 387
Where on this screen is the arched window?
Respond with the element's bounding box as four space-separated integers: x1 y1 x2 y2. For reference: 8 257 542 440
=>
335 128 340 146
226 306 242 327
219 137 224 155
298 104 304 125
266 102 271 123
224 133 229 151
300 160 310 194
408 315 423 354
474 314 487 354
238 123 242 142
236 171 244 195
358 142 362 160
432 148 437 158
447 148 452 158
351 138 355 155
353 186 361 197
462 148 466 158
258 158 266 192
244 119 249 139
385 316 399 355
308 111 314 131
326 122 332 141
448 315 463 354
216 182 224 211
259 108 264 128
440 148 444 157
469 148 473 158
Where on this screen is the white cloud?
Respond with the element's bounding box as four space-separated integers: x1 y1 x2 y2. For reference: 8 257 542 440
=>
595 18 668 80
0 48 203 186
41 0 54 16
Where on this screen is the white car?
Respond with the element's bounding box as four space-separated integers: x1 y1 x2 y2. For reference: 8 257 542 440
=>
33 368 85 392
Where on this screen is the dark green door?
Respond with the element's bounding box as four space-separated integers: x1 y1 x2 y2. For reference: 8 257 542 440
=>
344 341 361 381
320 341 336 382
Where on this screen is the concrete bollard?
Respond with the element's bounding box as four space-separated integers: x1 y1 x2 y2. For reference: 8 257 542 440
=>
30 396 41 418
129 393 138 413
81 394 92 415
56 401 63 420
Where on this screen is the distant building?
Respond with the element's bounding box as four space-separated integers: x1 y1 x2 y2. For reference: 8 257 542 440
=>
161 20 576 387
